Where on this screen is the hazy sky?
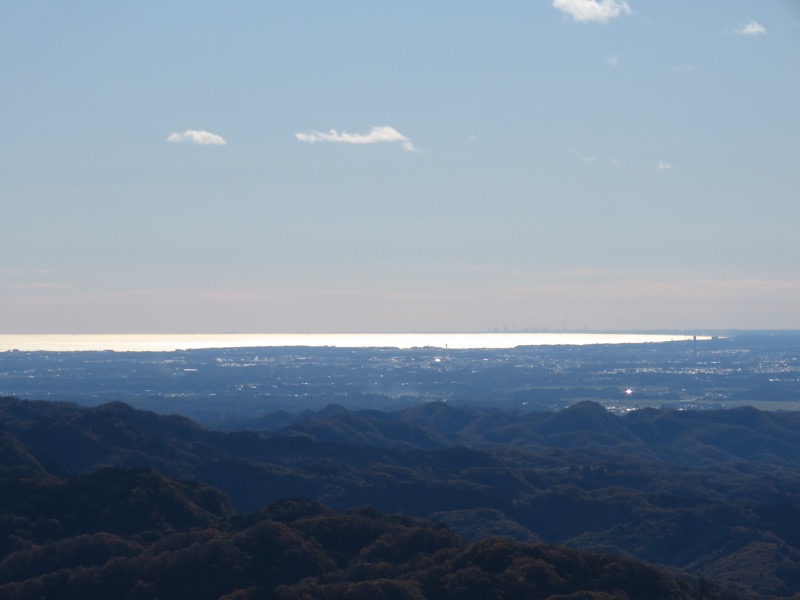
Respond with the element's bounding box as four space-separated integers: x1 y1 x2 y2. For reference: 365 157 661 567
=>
2 1 799 333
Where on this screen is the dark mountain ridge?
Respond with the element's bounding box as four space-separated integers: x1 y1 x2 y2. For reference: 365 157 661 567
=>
2 396 800 596
0 468 740 600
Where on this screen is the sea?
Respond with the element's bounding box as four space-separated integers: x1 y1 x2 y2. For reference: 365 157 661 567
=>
0 333 706 352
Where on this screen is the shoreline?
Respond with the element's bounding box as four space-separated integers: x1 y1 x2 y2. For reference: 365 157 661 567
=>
0 332 707 353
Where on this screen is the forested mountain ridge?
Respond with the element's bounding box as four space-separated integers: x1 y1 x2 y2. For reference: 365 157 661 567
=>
2 396 799 596
0 468 740 600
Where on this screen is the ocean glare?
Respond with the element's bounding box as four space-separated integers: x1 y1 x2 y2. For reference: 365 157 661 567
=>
0 333 707 352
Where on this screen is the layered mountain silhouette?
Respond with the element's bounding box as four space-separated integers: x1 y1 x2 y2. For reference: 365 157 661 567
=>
0 468 740 600
2 396 800 597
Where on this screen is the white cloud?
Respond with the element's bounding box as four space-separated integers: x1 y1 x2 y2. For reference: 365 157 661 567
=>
658 159 672 170
737 21 766 36
606 54 619 68
552 0 631 24
574 150 624 166
166 130 227 145
295 125 416 151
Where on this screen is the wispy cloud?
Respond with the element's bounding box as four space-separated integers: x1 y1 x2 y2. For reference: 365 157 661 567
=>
295 126 417 152
606 54 620 68
658 159 672 170
572 150 594 164
574 150 625 167
166 130 227 145
737 21 766 36
1 269 52 276
553 0 632 24
1 269 62 294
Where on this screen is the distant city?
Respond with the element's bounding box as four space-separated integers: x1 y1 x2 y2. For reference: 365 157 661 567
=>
2 331 797 427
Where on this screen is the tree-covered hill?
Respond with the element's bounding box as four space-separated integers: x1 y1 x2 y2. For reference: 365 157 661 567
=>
2 396 800 596
0 468 740 600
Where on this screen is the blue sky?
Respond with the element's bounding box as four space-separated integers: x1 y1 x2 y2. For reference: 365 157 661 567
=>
2 1 799 333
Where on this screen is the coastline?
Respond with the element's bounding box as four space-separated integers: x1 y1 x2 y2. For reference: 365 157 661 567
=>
0 332 706 352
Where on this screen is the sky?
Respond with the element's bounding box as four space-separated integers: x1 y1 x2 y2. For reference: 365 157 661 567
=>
2 0 799 333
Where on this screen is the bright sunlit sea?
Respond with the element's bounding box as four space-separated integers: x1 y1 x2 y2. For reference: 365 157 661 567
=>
0 333 706 352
